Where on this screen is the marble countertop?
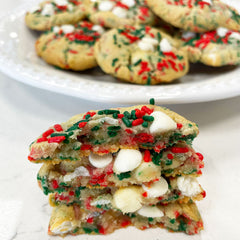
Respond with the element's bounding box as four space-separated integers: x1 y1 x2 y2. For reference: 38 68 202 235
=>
1 1 240 240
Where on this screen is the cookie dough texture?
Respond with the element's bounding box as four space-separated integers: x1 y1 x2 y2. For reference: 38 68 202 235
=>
146 0 240 33
35 21 103 70
25 0 87 31
94 25 189 85
85 0 157 28
179 29 240 66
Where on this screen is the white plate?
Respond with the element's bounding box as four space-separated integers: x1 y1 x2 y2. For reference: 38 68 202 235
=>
0 1 240 104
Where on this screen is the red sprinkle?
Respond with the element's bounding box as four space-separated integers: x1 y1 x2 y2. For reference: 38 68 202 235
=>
171 147 189 153
164 51 177 59
54 124 63 132
142 192 148 197
138 61 151 75
116 1 129 10
37 137 48 143
196 152 204 161
177 123 183 129
135 109 145 118
121 32 139 43
117 114 124 118
125 129 133 134
141 106 153 115
98 226 105 235
81 144 92 150
87 217 94 224
167 154 174 159
143 150 151 162
121 220 131 227
52 180 59 189
48 136 66 143
134 133 154 143
69 191 75 196
201 190 206 198
42 129 54 138
78 122 88 128
28 155 35 161
132 118 144 126
174 211 180 218
69 49 78 54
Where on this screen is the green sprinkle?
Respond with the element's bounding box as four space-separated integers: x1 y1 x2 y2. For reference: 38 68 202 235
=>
170 219 176 224
142 121 148 128
149 98 155 105
112 58 119 67
143 116 154 121
122 117 132 127
107 131 118 137
146 76 151 85
108 126 121 131
91 126 100 131
123 111 131 118
63 139 70 144
113 34 117 44
133 59 142 66
165 159 172 166
73 227 79 234
68 131 74 136
116 171 131 180
93 228 99 234
131 110 136 120
98 110 104 115
83 228 93 234
162 169 174 174
50 133 68 138
148 217 154 222
152 151 162 166
59 182 68 186
178 219 187 232
113 112 118 119
188 123 193 127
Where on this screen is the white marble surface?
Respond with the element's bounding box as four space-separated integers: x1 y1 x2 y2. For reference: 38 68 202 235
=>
0 1 240 240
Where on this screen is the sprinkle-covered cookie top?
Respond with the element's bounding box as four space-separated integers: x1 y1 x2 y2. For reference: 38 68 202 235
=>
29 0 82 16
181 28 240 49
28 104 199 163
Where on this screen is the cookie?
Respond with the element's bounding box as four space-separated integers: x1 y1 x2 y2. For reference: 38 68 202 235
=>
94 25 189 84
48 202 203 236
85 0 157 28
179 28 240 66
35 21 104 70
146 0 240 33
25 0 87 31
28 104 199 163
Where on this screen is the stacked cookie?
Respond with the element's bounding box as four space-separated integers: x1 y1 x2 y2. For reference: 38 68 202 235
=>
28 102 205 236
25 0 240 83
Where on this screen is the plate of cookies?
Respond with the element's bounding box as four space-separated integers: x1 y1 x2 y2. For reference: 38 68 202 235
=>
0 0 240 104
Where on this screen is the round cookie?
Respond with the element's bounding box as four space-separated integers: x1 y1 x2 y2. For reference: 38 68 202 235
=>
85 0 157 28
179 28 240 66
94 25 189 85
146 0 240 33
25 0 87 31
36 21 105 70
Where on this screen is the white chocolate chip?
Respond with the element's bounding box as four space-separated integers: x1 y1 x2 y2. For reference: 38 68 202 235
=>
89 152 113 168
51 221 74 234
142 37 159 45
53 26 61 33
229 32 240 41
67 4 74 12
92 25 105 34
138 37 158 52
202 0 212 5
30 6 41 13
90 195 112 206
137 206 164 218
113 149 142 174
149 111 177 135
61 25 75 34
41 3 55 16
100 117 119 125
112 7 128 18
54 0 68 6
216 27 229 37
98 1 114 11
113 187 142 213
63 166 90 182
121 0 135 7
134 162 161 182
182 31 196 40
142 177 169 198
177 176 201 197
159 38 172 52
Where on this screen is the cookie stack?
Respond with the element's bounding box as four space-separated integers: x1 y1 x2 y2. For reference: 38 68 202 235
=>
28 102 205 236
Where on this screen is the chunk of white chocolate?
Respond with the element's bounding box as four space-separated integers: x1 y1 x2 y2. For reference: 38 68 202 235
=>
177 176 201 197
98 1 114 11
89 152 113 168
159 38 172 52
149 111 177 135
142 177 169 198
51 221 74 234
112 7 128 18
137 206 164 218
41 3 54 16
113 149 142 174
113 187 142 213
63 166 90 182
61 25 75 34
121 0 135 7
